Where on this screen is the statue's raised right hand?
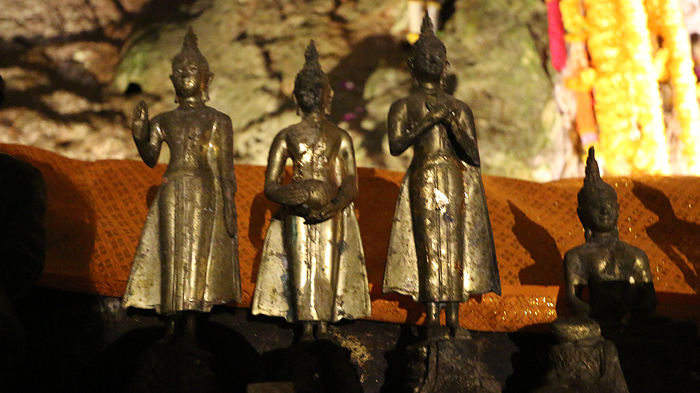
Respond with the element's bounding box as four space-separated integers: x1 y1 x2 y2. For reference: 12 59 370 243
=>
132 101 149 138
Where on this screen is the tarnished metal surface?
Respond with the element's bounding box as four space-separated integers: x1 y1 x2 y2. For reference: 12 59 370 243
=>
253 205 368 324
122 28 240 315
536 316 629 393
563 147 656 320
251 42 370 336
382 16 500 333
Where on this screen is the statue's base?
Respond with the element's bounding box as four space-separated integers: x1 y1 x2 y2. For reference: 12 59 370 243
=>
128 333 218 393
404 329 500 393
537 338 629 393
259 339 362 393
535 317 628 393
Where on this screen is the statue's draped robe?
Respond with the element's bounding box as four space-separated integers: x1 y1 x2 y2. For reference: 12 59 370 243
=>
252 204 370 322
384 157 500 301
122 131 241 315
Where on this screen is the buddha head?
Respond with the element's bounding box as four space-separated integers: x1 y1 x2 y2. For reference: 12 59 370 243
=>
170 27 213 103
407 15 448 86
293 40 333 117
577 147 619 236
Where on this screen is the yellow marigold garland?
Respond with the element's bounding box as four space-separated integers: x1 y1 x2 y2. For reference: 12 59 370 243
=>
560 0 588 43
646 0 700 174
561 0 672 175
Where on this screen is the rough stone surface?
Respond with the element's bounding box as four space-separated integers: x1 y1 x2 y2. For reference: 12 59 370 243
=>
0 0 131 42
442 0 557 180
0 0 561 181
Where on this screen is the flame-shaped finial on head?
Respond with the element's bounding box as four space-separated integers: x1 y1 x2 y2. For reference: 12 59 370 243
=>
294 40 331 114
578 146 617 208
420 12 436 37
183 26 198 52
409 13 447 82
303 40 321 71
413 13 443 52
584 146 601 184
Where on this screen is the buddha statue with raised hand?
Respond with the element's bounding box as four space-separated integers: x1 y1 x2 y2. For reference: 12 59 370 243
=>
122 28 241 337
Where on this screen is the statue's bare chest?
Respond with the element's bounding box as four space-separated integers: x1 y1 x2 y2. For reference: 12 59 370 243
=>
287 129 338 170
162 111 214 155
588 245 639 282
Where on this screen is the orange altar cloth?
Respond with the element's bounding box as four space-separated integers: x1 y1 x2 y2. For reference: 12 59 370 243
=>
2 144 698 332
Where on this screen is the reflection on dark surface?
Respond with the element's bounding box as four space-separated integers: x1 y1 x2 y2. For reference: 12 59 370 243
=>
504 331 555 393
380 324 421 393
587 281 656 335
12 288 535 393
632 181 700 293
509 201 563 287
260 339 362 393
123 319 261 393
7 287 699 392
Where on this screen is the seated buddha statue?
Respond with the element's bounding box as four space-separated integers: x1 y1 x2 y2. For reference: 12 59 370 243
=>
564 147 658 338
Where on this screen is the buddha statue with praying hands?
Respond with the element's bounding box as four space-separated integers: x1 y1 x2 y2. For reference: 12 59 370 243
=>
564 147 656 334
380 16 502 393
383 15 500 338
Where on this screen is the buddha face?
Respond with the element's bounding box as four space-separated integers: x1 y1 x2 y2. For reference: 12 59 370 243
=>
579 198 619 233
410 49 447 83
170 61 208 99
